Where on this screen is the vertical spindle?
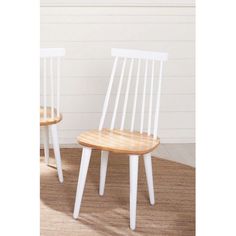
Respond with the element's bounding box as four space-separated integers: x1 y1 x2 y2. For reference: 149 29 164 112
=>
43 58 47 120
99 57 118 130
153 61 163 139
50 57 54 119
148 59 155 135
56 57 60 117
120 59 134 130
140 59 148 133
110 58 127 130
130 59 141 132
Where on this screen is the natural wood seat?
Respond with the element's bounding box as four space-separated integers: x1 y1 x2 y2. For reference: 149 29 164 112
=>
40 107 62 126
78 129 160 155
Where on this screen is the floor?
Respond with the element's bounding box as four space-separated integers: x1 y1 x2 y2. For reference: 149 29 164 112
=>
40 148 195 236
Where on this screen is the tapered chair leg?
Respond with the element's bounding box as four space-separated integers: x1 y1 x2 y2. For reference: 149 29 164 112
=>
43 126 50 165
73 147 92 219
143 153 155 205
99 150 109 196
50 124 63 183
129 155 139 230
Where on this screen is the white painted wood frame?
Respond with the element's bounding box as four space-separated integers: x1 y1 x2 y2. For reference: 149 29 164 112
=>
73 48 167 230
40 48 65 183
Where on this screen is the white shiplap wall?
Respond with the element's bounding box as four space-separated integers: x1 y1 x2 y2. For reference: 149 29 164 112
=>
40 0 195 145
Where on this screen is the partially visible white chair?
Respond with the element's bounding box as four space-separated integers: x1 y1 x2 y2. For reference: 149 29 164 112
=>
40 48 65 183
73 48 168 230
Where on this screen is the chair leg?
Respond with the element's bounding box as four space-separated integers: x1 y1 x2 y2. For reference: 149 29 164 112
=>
143 153 155 205
129 155 139 230
99 150 109 196
50 124 63 183
43 126 49 165
73 147 92 219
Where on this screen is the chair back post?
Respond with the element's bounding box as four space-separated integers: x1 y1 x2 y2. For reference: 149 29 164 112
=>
140 59 148 134
130 59 141 132
148 59 155 136
110 57 127 130
120 58 134 130
56 57 61 117
99 56 118 130
99 48 168 139
153 60 164 139
40 48 65 121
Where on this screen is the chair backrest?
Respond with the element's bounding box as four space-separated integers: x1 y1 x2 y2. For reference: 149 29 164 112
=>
40 48 65 120
99 48 168 139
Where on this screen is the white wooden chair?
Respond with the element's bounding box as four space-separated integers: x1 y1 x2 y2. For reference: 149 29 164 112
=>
73 48 168 230
40 48 65 183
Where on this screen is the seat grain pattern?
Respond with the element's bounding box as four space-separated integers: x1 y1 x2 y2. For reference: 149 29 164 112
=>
78 129 160 155
40 107 62 126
